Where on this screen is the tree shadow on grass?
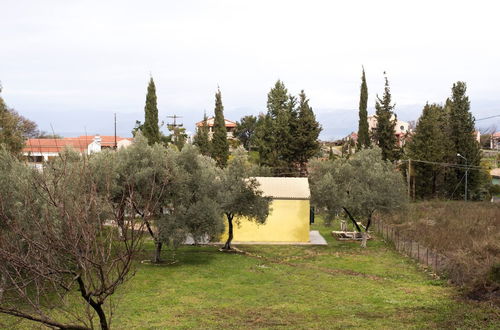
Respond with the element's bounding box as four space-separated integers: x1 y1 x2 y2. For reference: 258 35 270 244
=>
140 245 221 267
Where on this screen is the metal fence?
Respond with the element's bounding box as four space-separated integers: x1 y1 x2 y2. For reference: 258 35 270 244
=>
374 220 447 275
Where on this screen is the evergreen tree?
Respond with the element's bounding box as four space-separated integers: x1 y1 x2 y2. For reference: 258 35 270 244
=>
193 112 210 155
357 67 370 150
266 80 289 118
407 103 453 198
294 90 322 174
142 77 161 145
234 115 257 150
373 74 398 161
210 89 229 167
448 82 484 199
253 114 275 167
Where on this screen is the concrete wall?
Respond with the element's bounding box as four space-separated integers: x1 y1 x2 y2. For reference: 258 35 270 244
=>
223 199 310 243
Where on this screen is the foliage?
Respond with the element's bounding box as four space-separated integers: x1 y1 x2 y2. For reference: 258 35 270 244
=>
447 82 484 199
373 74 398 161
294 90 322 174
103 133 177 263
210 89 229 167
357 67 371 149
0 148 145 330
407 103 454 199
166 125 188 151
142 77 161 145
193 112 210 155
254 81 321 176
158 145 225 249
309 147 407 247
234 115 257 150
220 149 271 249
0 89 38 154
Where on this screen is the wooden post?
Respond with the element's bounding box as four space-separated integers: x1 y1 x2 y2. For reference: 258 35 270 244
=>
417 243 420 262
426 248 429 267
407 159 411 199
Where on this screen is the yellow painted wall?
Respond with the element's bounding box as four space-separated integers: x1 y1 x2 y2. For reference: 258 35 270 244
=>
222 199 310 243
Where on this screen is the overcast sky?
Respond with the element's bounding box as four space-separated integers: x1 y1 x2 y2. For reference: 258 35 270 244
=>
1 0 499 139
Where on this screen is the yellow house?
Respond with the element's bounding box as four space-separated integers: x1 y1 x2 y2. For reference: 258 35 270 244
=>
226 177 311 243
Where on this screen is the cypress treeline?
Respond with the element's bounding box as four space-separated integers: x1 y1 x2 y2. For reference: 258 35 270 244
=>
407 81 486 200
252 80 322 176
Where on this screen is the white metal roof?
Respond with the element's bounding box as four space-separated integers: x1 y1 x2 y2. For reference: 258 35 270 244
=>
253 177 310 200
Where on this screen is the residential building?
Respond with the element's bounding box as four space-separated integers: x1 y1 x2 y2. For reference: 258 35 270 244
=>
23 135 133 168
221 177 311 243
367 114 411 147
490 132 500 150
195 117 237 139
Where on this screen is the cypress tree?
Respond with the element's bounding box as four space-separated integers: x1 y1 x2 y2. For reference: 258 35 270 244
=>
294 90 322 174
211 89 229 167
193 112 210 155
142 77 161 145
407 103 452 198
373 74 397 161
357 67 370 150
448 82 483 199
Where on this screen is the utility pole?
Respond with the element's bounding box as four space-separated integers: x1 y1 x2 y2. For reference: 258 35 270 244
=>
166 115 183 143
114 113 117 149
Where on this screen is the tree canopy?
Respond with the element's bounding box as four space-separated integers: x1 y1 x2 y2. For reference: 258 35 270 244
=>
309 147 407 247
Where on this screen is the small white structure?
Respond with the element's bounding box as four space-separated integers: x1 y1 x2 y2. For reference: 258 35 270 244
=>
367 114 411 147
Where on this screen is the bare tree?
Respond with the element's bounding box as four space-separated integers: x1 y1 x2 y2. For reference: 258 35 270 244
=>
0 148 146 329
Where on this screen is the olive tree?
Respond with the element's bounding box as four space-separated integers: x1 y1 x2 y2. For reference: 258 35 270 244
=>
220 149 271 250
310 147 407 247
0 148 146 330
158 145 225 251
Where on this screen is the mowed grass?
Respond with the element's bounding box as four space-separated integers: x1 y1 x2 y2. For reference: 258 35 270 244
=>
5 220 499 329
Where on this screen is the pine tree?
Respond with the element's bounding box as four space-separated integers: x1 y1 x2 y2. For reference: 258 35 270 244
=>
193 112 210 155
407 103 453 198
357 67 370 150
142 77 161 145
373 74 397 161
210 89 229 167
266 80 289 118
448 82 483 199
294 90 322 174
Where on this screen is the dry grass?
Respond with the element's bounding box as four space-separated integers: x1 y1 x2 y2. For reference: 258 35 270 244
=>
380 201 500 302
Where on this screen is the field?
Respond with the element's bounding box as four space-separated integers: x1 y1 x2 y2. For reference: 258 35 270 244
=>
3 220 499 329
381 201 500 301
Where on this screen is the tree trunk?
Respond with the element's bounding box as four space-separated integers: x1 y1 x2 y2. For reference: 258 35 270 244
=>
360 231 368 248
223 213 234 250
342 208 362 232
92 303 108 330
153 241 163 263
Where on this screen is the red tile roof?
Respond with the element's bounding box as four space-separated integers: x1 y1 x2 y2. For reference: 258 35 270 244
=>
195 117 236 128
23 136 132 153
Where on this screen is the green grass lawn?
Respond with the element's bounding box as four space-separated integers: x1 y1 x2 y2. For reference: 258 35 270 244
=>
5 221 499 329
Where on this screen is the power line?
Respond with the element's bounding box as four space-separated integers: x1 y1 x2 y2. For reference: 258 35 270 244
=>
400 159 484 171
476 114 500 121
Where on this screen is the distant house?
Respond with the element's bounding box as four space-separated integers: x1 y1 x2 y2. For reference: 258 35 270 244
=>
23 135 133 168
490 132 500 150
222 177 311 243
195 117 237 139
367 114 411 147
